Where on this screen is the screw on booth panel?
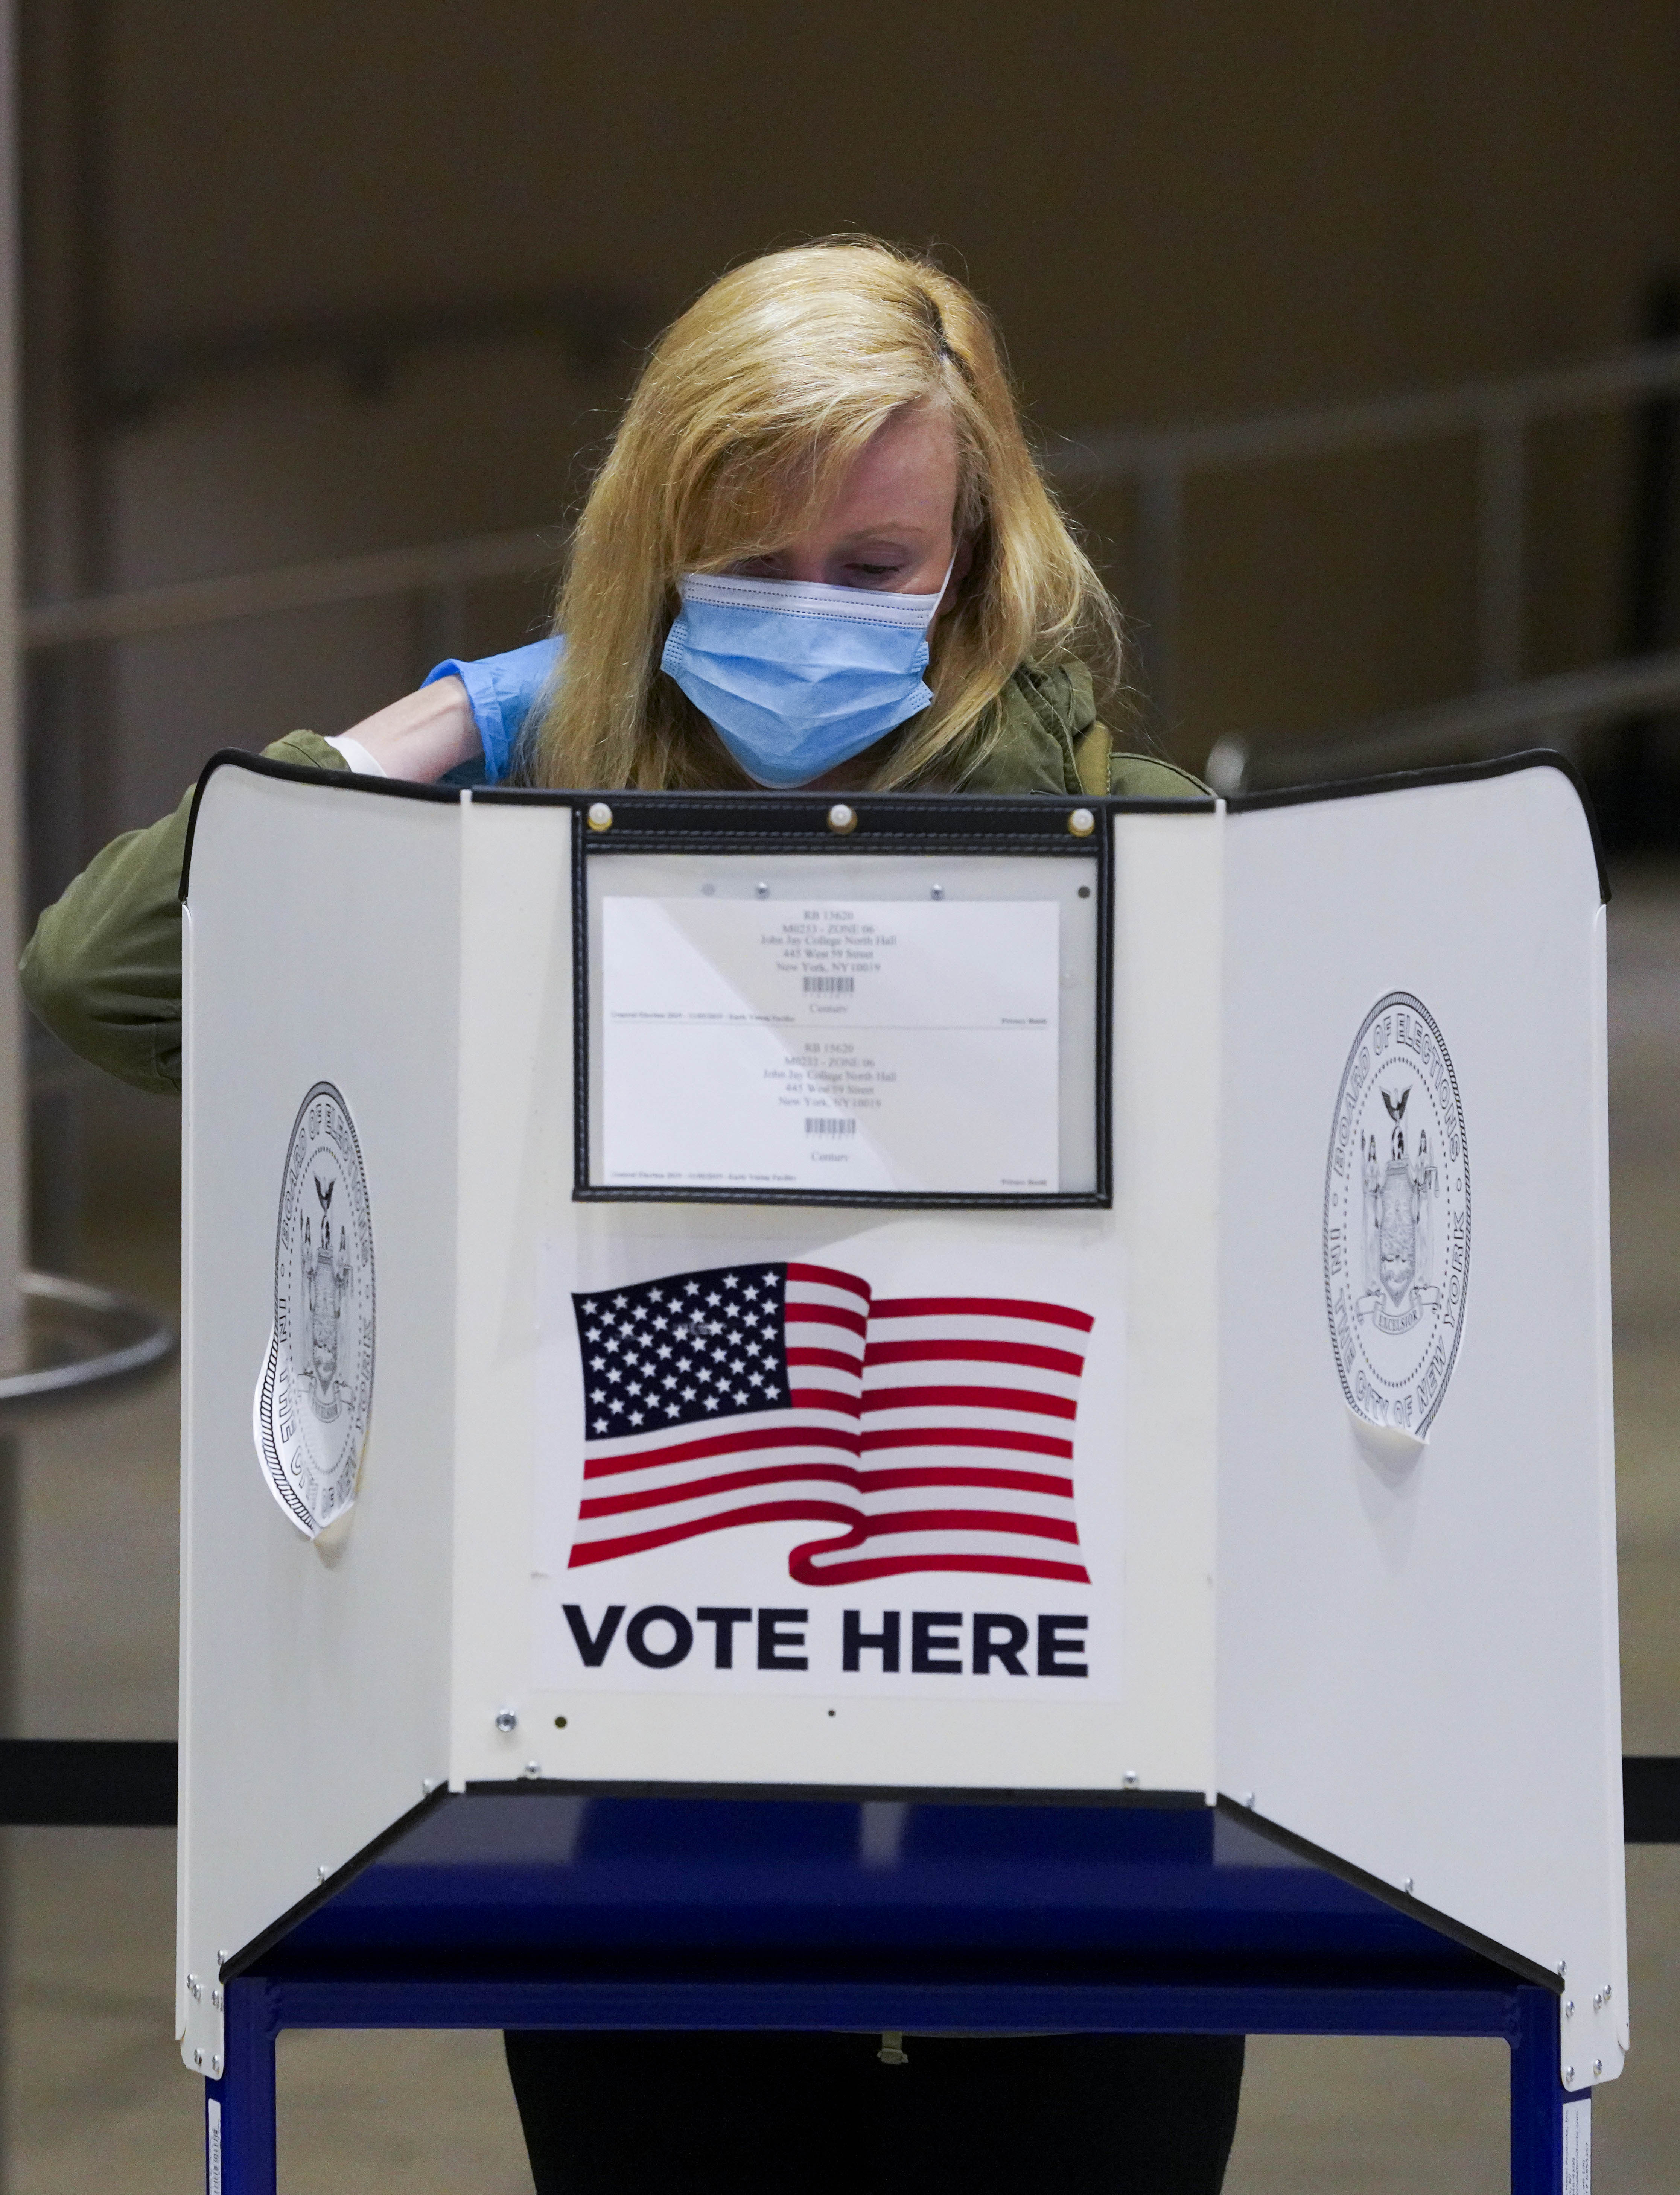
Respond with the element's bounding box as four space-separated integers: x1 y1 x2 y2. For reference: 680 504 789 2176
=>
193 2049 203 2067
1564 1999 1575 2019
1122 1771 1138 1789
495 1708 518 1733
1594 2058 1604 2076
212 2054 222 2076
586 802 613 832
1402 1878 1414 1896
523 1760 542 1779
1565 2064 1575 2084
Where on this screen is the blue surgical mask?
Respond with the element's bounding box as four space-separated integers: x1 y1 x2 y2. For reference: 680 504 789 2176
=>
660 566 950 788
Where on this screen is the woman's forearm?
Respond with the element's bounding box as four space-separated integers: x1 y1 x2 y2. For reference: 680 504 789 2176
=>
338 677 480 781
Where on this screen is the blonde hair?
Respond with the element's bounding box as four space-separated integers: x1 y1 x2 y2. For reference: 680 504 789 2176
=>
528 239 1120 791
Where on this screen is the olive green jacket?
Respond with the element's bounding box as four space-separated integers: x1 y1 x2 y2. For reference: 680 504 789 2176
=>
20 662 1203 1098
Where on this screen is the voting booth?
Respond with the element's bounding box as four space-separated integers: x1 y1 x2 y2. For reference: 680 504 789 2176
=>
177 752 1622 2192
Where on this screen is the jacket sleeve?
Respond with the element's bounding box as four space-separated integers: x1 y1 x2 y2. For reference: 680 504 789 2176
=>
1104 743 1210 798
1068 720 1210 800
19 731 349 1097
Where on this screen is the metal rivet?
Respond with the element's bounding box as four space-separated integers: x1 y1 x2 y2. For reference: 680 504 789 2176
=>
1593 1990 1604 2011
827 803 857 834
586 801 613 832
495 1708 518 1733
1565 2064 1575 2085
554 1715 568 1729
755 881 769 897
1558 1959 1568 1979
212 2055 222 2076
187 1973 200 1999
1403 1878 1415 1895
1604 1983 1613 2002
1068 807 1096 837
1593 2058 1603 2076
193 2047 203 2067
523 1760 542 1779
1564 1998 1574 2018
1241 1791 1255 1809
930 884 944 899
1122 1771 1139 1789
317 1864 329 1882
212 1988 222 2009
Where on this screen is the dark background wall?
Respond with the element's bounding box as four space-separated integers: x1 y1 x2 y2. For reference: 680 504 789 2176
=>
22 0 1680 852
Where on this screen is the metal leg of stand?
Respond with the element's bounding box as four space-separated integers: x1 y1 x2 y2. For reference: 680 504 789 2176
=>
1510 1984 1590 2195
204 1980 276 2195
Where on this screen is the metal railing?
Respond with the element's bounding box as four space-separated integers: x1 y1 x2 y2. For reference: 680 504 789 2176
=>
1205 646 1680 797
1052 338 1680 737
22 523 561 651
20 338 1680 776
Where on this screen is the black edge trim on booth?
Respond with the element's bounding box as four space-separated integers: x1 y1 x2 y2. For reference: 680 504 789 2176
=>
178 748 463 903
570 790 1117 1209
1227 748 1611 906
221 1784 452 1984
480 785 1215 827
1213 1797 1562 1993
464 1778 1208 1809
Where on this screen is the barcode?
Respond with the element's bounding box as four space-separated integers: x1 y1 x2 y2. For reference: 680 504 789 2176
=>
803 975 855 993
805 1117 858 1136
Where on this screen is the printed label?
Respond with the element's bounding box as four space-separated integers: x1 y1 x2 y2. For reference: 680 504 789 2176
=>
1563 2095 1590 2195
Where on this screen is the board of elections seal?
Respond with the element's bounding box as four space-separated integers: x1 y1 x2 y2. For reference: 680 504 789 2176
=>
1324 993 1469 1437
252 1082 375 1535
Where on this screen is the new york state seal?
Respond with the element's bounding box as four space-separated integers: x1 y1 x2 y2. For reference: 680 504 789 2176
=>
253 1082 375 1535
1324 993 1469 1437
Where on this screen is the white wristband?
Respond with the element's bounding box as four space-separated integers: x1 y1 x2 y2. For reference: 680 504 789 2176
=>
324 733 387 777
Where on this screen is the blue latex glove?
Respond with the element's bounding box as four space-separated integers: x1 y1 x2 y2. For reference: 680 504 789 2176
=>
423 636 564 785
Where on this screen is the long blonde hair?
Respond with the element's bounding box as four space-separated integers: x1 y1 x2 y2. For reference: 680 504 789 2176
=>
528 239 1119 791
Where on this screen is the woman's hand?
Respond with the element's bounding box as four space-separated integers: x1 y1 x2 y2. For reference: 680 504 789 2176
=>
337 677 482 783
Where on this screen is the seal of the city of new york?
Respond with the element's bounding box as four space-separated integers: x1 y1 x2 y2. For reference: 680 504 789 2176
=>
252 1082 375 1535
1324 993 1469 1437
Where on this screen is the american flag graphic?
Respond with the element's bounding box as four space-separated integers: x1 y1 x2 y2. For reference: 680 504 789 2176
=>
568 1261 1093 1587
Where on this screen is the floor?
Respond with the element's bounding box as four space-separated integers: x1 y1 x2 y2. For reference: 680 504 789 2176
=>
5 858 1680 2191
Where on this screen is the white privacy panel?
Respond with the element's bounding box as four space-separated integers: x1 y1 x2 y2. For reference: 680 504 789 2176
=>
449 805 1221 1799
1215 765 1624 2086
178 767 461 2074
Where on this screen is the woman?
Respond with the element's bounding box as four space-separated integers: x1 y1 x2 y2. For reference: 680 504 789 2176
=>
22 240 1239 2193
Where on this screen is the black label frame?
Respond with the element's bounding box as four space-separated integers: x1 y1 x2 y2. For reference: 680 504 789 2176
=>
568 791 1120 1210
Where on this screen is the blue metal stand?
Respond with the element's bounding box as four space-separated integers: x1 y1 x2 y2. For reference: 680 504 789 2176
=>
198 1796 1588 2194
